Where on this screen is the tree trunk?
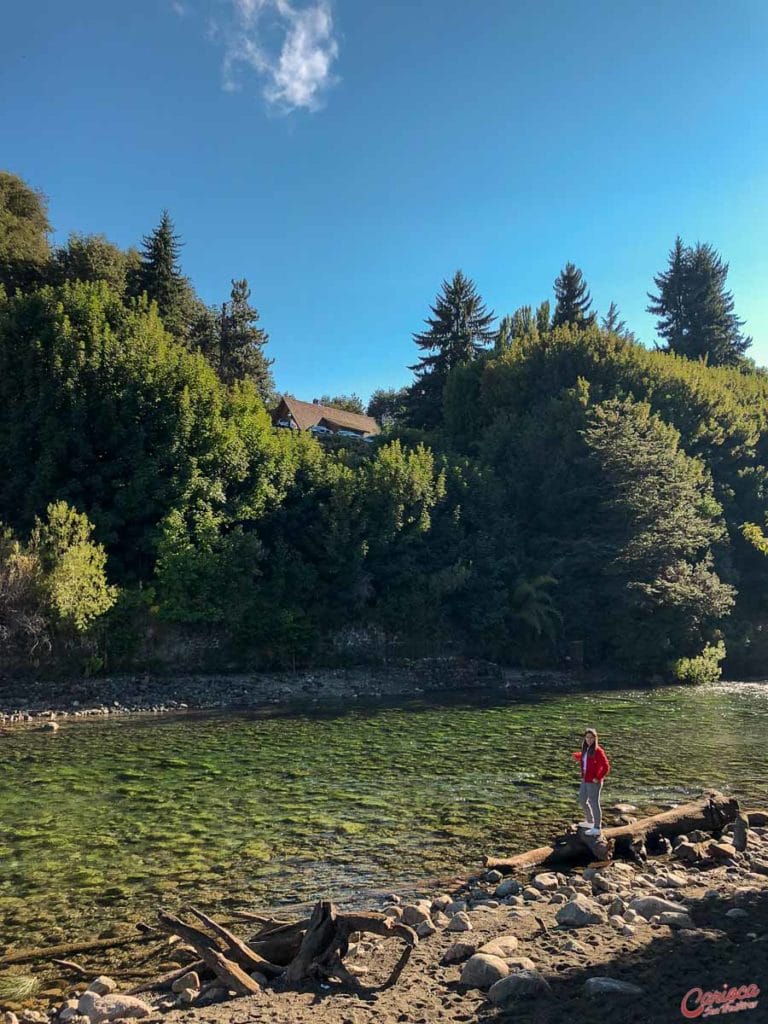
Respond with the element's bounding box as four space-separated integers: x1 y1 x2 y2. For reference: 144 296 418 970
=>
484 791 739 872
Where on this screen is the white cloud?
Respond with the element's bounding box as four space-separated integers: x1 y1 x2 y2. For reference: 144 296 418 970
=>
218 0 339 113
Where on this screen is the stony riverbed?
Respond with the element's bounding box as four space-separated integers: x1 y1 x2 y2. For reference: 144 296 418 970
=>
3 814 768 1024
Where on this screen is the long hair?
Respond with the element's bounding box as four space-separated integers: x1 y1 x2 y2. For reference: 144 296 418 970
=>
581 727 599 757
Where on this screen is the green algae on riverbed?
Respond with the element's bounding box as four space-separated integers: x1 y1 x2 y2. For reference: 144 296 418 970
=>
0 683 766 958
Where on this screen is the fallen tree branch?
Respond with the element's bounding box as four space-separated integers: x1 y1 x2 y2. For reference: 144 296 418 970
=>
155 911 263 996
483 790 740 872
0 933 156 966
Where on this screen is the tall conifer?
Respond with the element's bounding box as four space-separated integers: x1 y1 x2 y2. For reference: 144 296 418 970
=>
406 270 495 429
552 263 595 328
648 237 750 365
136 211 191 338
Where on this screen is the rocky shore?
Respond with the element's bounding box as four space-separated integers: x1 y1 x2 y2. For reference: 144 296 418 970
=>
3 808 767 1024
0 659 591 730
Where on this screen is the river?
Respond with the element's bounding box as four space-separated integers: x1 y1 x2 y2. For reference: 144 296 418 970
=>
0 682 766 952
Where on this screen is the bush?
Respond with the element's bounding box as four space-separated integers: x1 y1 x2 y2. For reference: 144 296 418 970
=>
672 641 726 685
0 502 117 669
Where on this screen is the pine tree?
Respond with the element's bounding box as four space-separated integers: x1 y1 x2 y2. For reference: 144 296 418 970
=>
552 263 595 328
219 278 275 402
406 270 495 429
135 211 192 338
648 238 751 366
601 301 636 341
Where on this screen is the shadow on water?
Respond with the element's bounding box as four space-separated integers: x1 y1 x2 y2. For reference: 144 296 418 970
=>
475 886 768 1024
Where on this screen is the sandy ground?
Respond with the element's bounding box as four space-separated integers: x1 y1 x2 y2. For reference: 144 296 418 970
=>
153 857 768 1024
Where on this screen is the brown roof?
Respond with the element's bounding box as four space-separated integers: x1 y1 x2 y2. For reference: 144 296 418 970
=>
278 395 380 436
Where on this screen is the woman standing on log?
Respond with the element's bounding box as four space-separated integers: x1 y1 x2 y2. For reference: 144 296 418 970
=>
572 727 610 836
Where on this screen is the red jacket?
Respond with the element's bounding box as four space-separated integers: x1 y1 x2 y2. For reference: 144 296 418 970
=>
572 745 610 782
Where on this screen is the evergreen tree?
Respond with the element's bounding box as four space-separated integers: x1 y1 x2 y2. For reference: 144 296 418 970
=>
219 278 275 402
601 301 635 341
648 237 751 365
552 262 595 328
406 270 495 429
134 210 192 338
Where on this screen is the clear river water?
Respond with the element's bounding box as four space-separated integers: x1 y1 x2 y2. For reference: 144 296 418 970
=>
0 682 766 952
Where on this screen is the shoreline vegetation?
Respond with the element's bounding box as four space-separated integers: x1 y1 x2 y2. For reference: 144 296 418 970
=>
3 172 768 689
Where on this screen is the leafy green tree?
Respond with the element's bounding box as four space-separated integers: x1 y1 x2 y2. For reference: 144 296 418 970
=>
406 270 496 429
50 233 135 294
535 300 551 334
0 171 51 293
552 262 595 328
648 237 751 365
132 210 194 338
583 397 734 671
0 280 272 579
30 501 118 631
317 393 365 415
367 387 408 428
0 502 116 663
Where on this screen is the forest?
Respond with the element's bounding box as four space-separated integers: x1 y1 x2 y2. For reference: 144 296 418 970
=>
1 169 767 683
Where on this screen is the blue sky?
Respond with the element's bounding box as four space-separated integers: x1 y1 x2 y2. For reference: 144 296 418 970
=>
2 0 767 402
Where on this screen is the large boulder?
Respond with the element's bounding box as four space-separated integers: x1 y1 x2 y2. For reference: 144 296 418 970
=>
171 972 200 994
401 902 432 927
708 841 737 862
446 911 472 932
85 979 116 997
77 993 152 1024
533 872 559 892
460 954 508 990
488 970 552 1005
477 935 519 959
659 911 694 929
555 895 607 928
495 878 522 898
628 896 687 920
583 977 644 997
441 942 476 965
673 841 703 864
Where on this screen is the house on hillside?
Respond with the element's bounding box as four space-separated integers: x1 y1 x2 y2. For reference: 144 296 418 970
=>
272 395 380 440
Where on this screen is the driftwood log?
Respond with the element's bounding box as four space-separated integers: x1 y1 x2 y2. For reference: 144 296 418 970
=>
148 901 417 997
0 931 157 967
484 790 740 873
